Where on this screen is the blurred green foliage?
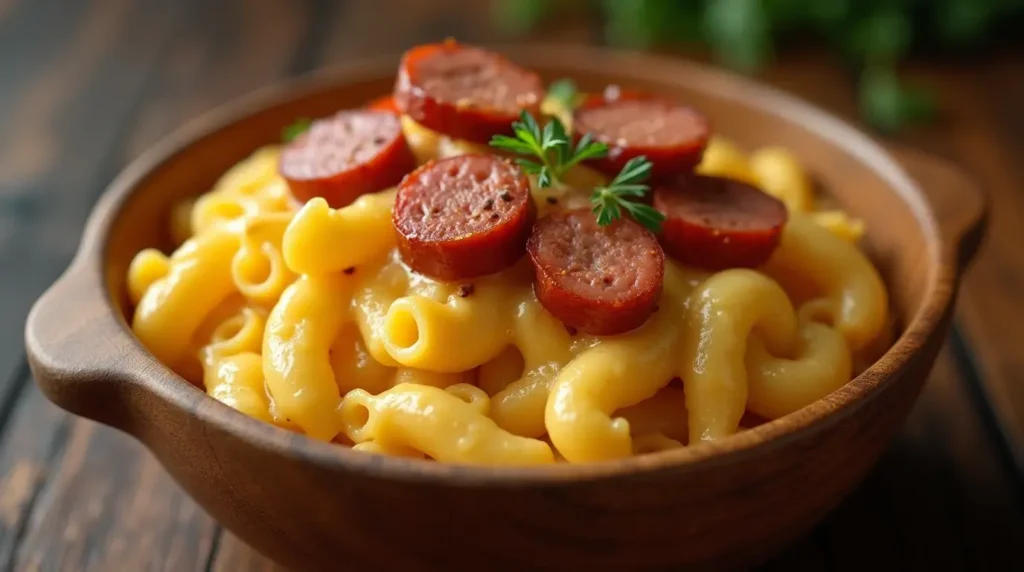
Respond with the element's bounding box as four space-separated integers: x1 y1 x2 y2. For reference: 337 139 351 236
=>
493 0 1024 132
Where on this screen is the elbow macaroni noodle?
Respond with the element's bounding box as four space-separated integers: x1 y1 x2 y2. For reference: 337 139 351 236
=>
127 120 890 465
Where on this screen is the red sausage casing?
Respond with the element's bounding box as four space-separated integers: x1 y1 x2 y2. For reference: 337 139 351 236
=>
654 174 787 270
528 210 664 336
367 95 400 114
393 153 535 281
573 88 710 183
279 110 414 208
394 41 545 144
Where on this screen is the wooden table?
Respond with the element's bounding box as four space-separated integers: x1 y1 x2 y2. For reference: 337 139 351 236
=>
1 1 1022 570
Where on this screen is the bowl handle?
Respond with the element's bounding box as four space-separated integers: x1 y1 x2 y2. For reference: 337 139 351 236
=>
25 257 138 429
887 144 989 272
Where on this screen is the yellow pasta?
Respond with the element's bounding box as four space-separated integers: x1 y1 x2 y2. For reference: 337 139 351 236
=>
392 367 473 389
811 210 866 243
400 115 489 164
749 146 814 212
681 269 799 442
200 305 267 365
340 383 554 465
632 432 685 455
761 216 888 351
203 352 274 424
484 281 576 438
545 265 692 462
232 212 297 306
127 248 170 306
129 107 891 466
381 284 508 372
616 387 688 444
133 227 240 366
329 323 394 396
697 137 760 186
283 192 396 276
263 273 355 441
477 346 526 396
745 321 852 419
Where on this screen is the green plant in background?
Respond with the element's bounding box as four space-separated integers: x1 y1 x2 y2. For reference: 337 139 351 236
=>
493 0 1024 132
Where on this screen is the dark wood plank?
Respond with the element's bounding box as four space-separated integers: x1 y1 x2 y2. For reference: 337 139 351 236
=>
14 418 218 572
0 381 68 571
3 1 321 570
320 0 492 63
0 0 17 25
820 344 1024 570
895 56 1024 476
0 0 184 423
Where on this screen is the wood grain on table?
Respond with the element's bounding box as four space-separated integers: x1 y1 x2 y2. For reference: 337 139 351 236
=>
0 1 1022 570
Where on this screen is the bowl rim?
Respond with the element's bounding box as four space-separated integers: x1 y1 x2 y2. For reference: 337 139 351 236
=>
80 43 951 485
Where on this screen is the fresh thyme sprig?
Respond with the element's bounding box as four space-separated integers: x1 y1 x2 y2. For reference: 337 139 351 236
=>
490 110 607 188
489 110 664 232
590 157 665 232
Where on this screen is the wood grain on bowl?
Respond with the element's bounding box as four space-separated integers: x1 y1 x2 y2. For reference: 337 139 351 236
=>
23 45 986 571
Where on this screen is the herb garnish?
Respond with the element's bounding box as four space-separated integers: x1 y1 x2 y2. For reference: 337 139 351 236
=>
590 157 665 232
489 111 607 189
489 110 664 232
282 118 312 143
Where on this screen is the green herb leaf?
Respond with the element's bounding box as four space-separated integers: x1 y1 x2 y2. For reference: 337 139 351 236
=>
519 110 542 143
537 166 553 188
282 118 312 143
567 133 609 166
515 158 544 175
490 111 603 188
610 156 653 187
490 134 536 156
609 184 648 197
490 111 661 229
548 116 571 166
589 155 662 232
622 201 667 231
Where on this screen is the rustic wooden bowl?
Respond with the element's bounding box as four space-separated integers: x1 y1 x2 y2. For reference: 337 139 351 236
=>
25 45 987 572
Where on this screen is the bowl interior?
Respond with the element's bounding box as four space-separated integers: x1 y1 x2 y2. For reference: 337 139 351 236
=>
104 52 934 337
97 50 940 474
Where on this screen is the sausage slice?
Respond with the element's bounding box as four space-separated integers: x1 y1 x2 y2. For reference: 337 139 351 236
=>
367 94 399 114
654 175 787 270
527 210 664 336
394 41 544 144
279 110 414 208
393 153 535 280
573 88 710 183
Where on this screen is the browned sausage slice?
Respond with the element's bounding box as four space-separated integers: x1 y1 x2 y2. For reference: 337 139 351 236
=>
393 153 535 280
367 94 399 114
653 175 787 270
394 41 544 144
573 88 710 183
280 110 415 208
527 210 664 335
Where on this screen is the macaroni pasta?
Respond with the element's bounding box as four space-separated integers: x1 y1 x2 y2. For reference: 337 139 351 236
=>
127 110 890 465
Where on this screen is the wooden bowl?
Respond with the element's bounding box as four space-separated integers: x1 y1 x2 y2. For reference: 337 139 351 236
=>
25 45 987 572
